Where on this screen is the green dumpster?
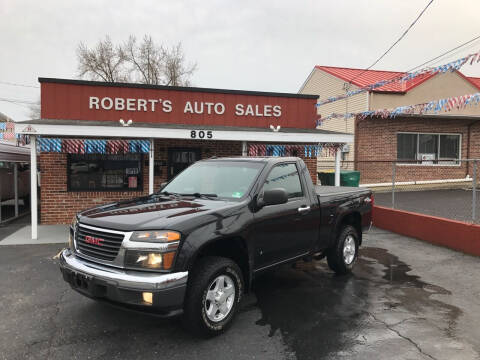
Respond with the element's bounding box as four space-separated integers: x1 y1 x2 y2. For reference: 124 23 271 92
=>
318 169 360 187
318 170 335 186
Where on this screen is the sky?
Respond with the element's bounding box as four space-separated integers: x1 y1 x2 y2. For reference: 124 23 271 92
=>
1 0 480 121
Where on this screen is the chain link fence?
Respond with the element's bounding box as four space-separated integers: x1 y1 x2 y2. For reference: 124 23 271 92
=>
319 159 480 224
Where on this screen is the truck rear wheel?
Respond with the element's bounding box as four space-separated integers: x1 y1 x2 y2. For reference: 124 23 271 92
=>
327 225 359 275
183 256 243 337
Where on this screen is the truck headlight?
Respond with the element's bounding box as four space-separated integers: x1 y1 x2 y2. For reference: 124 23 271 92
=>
68 230 74 250
130 230 180 243
125 230 181 270
124 250 176 270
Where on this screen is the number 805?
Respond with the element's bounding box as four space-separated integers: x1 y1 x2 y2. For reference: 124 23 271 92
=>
190 130 213 139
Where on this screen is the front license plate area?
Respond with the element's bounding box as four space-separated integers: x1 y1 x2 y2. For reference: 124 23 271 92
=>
72 272 92 290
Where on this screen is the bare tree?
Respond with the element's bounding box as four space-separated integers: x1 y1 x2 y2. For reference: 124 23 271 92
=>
163 43 197 86
28 97 41 119
124 35 166 85
77 35 196 86
77 36 128 82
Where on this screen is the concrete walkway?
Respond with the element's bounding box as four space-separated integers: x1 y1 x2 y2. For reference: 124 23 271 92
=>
0 223 68 245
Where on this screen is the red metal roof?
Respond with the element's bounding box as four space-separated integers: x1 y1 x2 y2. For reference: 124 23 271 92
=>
466 76 480 90
315 66 438 93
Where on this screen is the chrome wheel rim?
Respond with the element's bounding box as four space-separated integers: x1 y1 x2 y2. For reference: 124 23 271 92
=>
343 235 356 265
204 274 236 322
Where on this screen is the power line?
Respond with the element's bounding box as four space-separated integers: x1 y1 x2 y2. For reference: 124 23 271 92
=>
0 101 31 109
349 0 435 83
0 81 39 89
317 35 480 107
376 34 480 89
0 97 39 110
0 97 38 105
406 34 480 72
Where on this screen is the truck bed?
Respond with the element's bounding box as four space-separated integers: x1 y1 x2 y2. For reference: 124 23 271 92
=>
315 185 371 202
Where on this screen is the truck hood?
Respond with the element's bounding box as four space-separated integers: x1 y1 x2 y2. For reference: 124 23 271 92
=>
78 195 243 232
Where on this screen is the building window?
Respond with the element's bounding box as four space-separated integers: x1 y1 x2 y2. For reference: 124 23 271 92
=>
68 154 143 191
397 133 460 164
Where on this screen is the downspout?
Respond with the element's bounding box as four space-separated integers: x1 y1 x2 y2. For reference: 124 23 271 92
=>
354 116 359 170
354 91 370 170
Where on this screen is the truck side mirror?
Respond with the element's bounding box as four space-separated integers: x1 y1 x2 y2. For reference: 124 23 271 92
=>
259 188 288 207
160 182 168 188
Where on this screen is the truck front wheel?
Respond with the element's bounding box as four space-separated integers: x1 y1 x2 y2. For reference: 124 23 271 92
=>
183 256 244 337
327 225 359 275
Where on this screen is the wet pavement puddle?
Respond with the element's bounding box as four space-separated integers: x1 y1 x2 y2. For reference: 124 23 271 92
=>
253 247 469 360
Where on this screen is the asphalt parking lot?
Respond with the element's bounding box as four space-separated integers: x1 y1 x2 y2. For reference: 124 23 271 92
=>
374 189 480 223
1 228 479 360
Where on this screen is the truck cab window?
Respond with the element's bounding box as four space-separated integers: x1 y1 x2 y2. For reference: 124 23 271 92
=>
263 163 303 199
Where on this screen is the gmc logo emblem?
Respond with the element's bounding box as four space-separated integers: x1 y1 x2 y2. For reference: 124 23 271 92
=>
84 235 104 246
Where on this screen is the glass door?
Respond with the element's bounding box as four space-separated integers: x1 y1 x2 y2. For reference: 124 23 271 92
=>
167 148 201 180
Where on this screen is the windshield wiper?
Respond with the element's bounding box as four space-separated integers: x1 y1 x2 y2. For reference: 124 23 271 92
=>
180 192 218 199
156 191 182 198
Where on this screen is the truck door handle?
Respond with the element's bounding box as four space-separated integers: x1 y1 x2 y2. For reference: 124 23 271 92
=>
298 206 311 214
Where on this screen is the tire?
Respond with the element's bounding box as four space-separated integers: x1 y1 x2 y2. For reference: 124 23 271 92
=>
183 256 244 337
327 225 359 275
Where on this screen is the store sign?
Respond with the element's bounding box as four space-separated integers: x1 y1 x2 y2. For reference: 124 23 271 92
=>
40 79 318 129
89 97 282 118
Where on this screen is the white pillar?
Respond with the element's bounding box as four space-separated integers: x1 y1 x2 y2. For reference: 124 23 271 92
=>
242 141 248 156
149 138 154 194
334 146 341 187
14 163 18 217
30 136 38 239
0 170 2 222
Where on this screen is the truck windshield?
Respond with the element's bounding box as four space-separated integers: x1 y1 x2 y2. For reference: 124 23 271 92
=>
161 161 264 200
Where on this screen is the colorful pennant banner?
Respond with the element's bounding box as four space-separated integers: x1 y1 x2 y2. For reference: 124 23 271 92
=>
247 143 342 158
316 92 480 125
37 138 150 154
316 50 480 107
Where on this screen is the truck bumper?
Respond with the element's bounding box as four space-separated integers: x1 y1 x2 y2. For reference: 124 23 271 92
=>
59 249 188 317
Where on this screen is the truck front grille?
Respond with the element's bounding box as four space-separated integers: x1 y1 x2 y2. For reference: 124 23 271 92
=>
75 224 124 261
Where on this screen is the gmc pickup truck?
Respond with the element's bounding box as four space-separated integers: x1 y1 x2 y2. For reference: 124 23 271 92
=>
59 157 372 336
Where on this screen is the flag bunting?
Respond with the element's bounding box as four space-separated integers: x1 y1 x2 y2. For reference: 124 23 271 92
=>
316 50 480 107
37 138 150 154
316 92 480 125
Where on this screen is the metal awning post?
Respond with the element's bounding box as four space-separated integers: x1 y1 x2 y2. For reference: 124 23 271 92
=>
14 163 18 217
0 171 2 222
149 138 154 195
334 147 341 186
242 141 248 156
30 136 38 240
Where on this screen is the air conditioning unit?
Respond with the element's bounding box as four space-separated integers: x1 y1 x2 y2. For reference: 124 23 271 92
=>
418 153 435 164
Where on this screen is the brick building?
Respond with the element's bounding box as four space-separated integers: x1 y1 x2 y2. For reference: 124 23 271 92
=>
299 66 480 184
17 78 352 237
355 114 480 184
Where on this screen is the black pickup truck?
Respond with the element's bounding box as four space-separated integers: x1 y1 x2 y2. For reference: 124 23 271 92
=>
59 157 372 336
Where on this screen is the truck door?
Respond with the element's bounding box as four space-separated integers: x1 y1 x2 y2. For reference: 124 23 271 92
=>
253 162 317 271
